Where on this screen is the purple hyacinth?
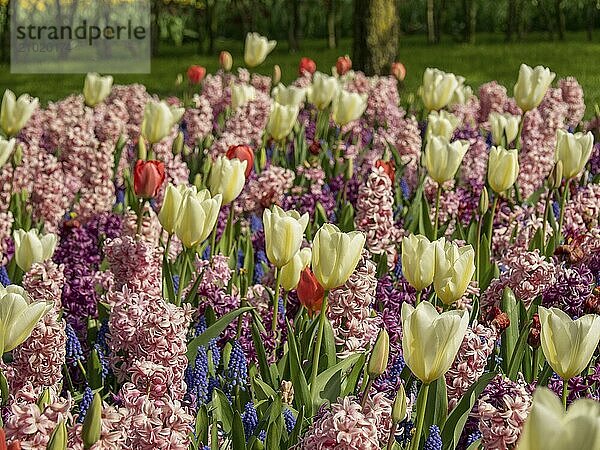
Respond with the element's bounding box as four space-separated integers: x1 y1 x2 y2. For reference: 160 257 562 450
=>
65 323 84 366
186 346 210 406
543 264 594 318
0 266 10 286
424 425 442 450
227 341 248 390
283 408 296 433
373 355 406 398
78 386 94 423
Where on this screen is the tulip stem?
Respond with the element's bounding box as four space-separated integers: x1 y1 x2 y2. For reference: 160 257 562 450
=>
136 199 146 237
175 249 189 306
272 267 282 334
488 195 499 256
411 383 430 450
562 378 569 409
475 210 484 282
541 189 552 251
432 184 442 239
557 178 571 242
415 290 422 305
310 291 329 395
226 204 236 255
386 421 398 450
360 378 373 408
209 224 217 258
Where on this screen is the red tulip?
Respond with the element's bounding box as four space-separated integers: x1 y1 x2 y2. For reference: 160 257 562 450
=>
187 65 206 85
298 57 316 76
297 267 325 318
134 159 165 199
375 160 395 184
8 443 21 450
0 429 19 450
336 56 352 76
226 144 254 178
309 140 321 155
391 62 406 81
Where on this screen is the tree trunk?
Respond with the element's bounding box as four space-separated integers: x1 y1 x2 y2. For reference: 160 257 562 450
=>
541 0 555 40
506 0 516 41
463 0 476 43
326 0 336 49
427 0 435 44
352 0 399 75
1 3 9 64
288 0 300 52
205 0 215 54
555 0 565 40
587 0 595 41
151 0 160 56
434 0 444 43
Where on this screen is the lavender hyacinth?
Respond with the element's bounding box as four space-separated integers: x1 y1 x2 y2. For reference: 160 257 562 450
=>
543 263 595 318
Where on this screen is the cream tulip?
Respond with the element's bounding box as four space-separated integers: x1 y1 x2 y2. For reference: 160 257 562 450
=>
0 285 52 353
231 84 257 110
433 238 475 305
488 146 519 194
449 79 473 105
158 183 186 234
311 223 365 290
423 136 469 184
514 64 555 112
554 129 594 179
307 72 339 110
13 229 57 272
489 112 521 146
420 68 460 111
538 306 600 380
0 137 16 168
0 89 38 137
263 206 309 268
272 83 306 108
174 188 222 248
141 100 185 144
401 301 469 384
401 234 436 291
208 156 247 205
517 387 600 450
426 110 461 141
266 102 299 141
83 72 113 107
280 247 311 291
244 32 277 68
331 90 367 126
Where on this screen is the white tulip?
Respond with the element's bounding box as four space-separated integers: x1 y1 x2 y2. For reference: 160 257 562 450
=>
514 64 555 112
272 83 306 108
307 72 340 110
0 90 38 137
231 84 257 111
331 90 367 126
244 32 277 68
83 72 113 107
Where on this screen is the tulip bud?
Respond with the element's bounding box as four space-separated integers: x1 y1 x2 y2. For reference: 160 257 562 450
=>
391 383 408 423
0 138 16 169
538 306 600 380
83 73 113 107
133 159 165 199
244 32 276 68
391 62 406 82
528 313 541 348
267 102 300 141
312 224 365 290
37 388 51 410
263 206 309 268
375 159 396 184
13 229 57 273
488 146 519 194
175 74 183 86
208 156 247 205
82 393 102 449
307 72 339 110
11 143 22 168
368 328 390 378
554 129 594 179
226 145 254 178
202 134 214 150
331 90 367 126
47 420 67 450
548 161 563 190
433 238 475 305
172 132 184 156
335 56 352 76
272 65 282 86
401 302 469 384
0 89 39 137
479 188 489 215
158 183 185 234
136 138 147 161
141 100 184 144
514 64 555 112
298 57 316 76
297 267 325 317
193 173 203 190
420 68 460 111
187 65 206 85
219 51 233 71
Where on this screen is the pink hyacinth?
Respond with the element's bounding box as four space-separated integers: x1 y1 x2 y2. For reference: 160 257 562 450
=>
474 375 532 450
356 166 403 266
562 184 600 239
446 323 497 409
4 383 72 450
327 254 382 358
0 210 13 265
22 260 65 307
298 394 392 449
183 95 214 146
236 165 295 213
558 77 585 128
477 81 521 124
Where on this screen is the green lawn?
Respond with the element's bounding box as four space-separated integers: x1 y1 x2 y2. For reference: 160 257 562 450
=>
2 32 600 117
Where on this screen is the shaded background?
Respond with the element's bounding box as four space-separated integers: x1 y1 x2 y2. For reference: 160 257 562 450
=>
1 0 599 116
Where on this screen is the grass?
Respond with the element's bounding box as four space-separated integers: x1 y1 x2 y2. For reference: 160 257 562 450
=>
2 31 600 116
